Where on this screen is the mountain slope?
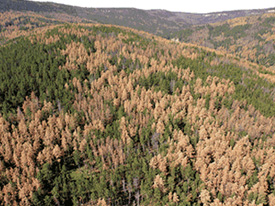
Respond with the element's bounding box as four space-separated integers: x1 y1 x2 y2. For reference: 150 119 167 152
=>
169 12 275 68
1 20 275 205
1 0 275 37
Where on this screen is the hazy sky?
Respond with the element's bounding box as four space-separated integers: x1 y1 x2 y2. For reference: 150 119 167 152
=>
30 0 275 13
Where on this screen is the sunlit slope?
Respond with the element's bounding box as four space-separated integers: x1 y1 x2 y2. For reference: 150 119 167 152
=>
0 23 275 205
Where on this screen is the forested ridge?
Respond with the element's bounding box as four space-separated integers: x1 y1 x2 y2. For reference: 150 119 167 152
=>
2 0 274 38
1 16 275 206
169 12 275 68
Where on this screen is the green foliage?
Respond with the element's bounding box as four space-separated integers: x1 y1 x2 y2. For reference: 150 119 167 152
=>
212 38 232 49
205 94 211 110
222 97 233 109
247 170 259 189
226 24 251 40
169 16 275 67
0 37 73 116
137 70 180 94
229 138 235 148
262 16 275 27
35 160 75 205
173 28 194 41
208 24 231 38
173 55 275 117
208 23 251 41
248 192 267 205
0 26 101 117
1 21 275 205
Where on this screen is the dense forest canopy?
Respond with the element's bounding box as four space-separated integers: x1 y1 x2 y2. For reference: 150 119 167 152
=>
0 9 275 206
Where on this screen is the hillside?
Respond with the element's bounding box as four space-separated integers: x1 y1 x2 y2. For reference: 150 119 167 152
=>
1 16 275 205
1 0 275 37
169 12 275 68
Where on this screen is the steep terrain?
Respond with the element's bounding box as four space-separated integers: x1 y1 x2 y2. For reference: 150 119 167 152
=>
1 14 275 205
169 12 275 68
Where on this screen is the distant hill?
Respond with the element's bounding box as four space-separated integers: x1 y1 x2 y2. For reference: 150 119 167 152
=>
1 0 275 37
169 12 275 67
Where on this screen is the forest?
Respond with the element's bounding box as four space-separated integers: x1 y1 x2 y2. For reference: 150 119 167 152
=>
0 10 275 206
169 13 275 68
